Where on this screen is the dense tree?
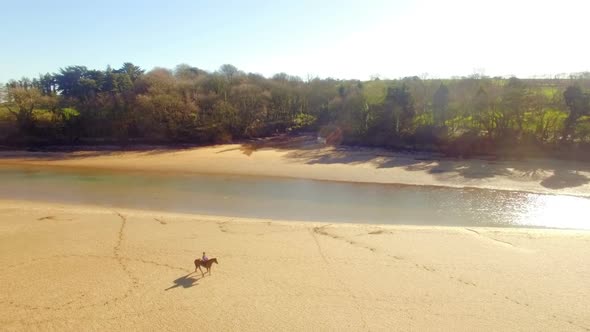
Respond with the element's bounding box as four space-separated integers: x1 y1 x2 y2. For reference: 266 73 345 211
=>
563 85 590 141
432 83 449 126
219 64 240 84
54 66 90 99
2 62 590 158
119 62 144 82
385 84 415 135
4 87 43 131
472 86 490 133
37 73 57 95
499 77 528 135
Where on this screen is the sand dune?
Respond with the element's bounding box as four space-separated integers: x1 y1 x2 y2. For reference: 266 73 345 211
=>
1 200 589 331
1 138 590 197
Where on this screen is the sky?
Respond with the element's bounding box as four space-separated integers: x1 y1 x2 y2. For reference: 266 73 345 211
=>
1 0 589 83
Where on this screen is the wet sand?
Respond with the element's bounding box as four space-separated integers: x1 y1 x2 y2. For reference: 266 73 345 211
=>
1 138 589 197
1 200 589 331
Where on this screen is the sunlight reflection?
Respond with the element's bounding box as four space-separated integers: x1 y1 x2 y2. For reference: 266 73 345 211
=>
517 194 590 230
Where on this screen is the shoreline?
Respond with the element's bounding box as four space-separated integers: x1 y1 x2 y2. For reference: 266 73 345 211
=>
1 138 590 198
2 193 589 232
4 198 588 232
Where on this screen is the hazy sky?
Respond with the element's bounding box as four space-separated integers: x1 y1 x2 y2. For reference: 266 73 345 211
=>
1 0 589 82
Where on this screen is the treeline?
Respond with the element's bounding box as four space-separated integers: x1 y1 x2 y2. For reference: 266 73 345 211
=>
2 63 590 158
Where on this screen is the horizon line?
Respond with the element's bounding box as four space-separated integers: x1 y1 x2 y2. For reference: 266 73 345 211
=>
3 63 590 84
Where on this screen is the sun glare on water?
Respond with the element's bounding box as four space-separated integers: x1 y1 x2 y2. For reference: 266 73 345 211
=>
517 194 590 230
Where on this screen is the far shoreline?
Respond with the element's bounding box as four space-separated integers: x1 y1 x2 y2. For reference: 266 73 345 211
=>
2 160 590 201
0 133 587 161
1 136 589 198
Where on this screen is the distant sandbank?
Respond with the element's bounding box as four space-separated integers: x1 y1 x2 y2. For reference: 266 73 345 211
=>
1 137 589 197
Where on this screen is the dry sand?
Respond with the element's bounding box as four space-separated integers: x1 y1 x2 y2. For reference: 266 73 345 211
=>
1 137 590 197
1 200 589 331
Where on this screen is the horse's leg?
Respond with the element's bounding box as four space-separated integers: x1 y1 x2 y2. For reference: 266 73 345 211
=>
199 265 204 277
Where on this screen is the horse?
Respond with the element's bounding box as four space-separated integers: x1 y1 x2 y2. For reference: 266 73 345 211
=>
194 258 218 277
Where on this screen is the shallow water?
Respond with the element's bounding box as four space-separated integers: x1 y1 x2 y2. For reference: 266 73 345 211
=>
1 165 589 229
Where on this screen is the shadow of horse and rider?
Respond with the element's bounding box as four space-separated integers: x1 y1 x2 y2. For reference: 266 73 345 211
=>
165 258 219 291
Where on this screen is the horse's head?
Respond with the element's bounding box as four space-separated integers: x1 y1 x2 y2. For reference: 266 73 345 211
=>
212 258 218 264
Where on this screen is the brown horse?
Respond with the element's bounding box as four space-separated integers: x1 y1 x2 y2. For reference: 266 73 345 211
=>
194 258 218 276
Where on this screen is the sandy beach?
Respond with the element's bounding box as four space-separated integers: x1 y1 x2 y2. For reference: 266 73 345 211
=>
1 139 590 330
1 200 589 331
1 137 590 197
